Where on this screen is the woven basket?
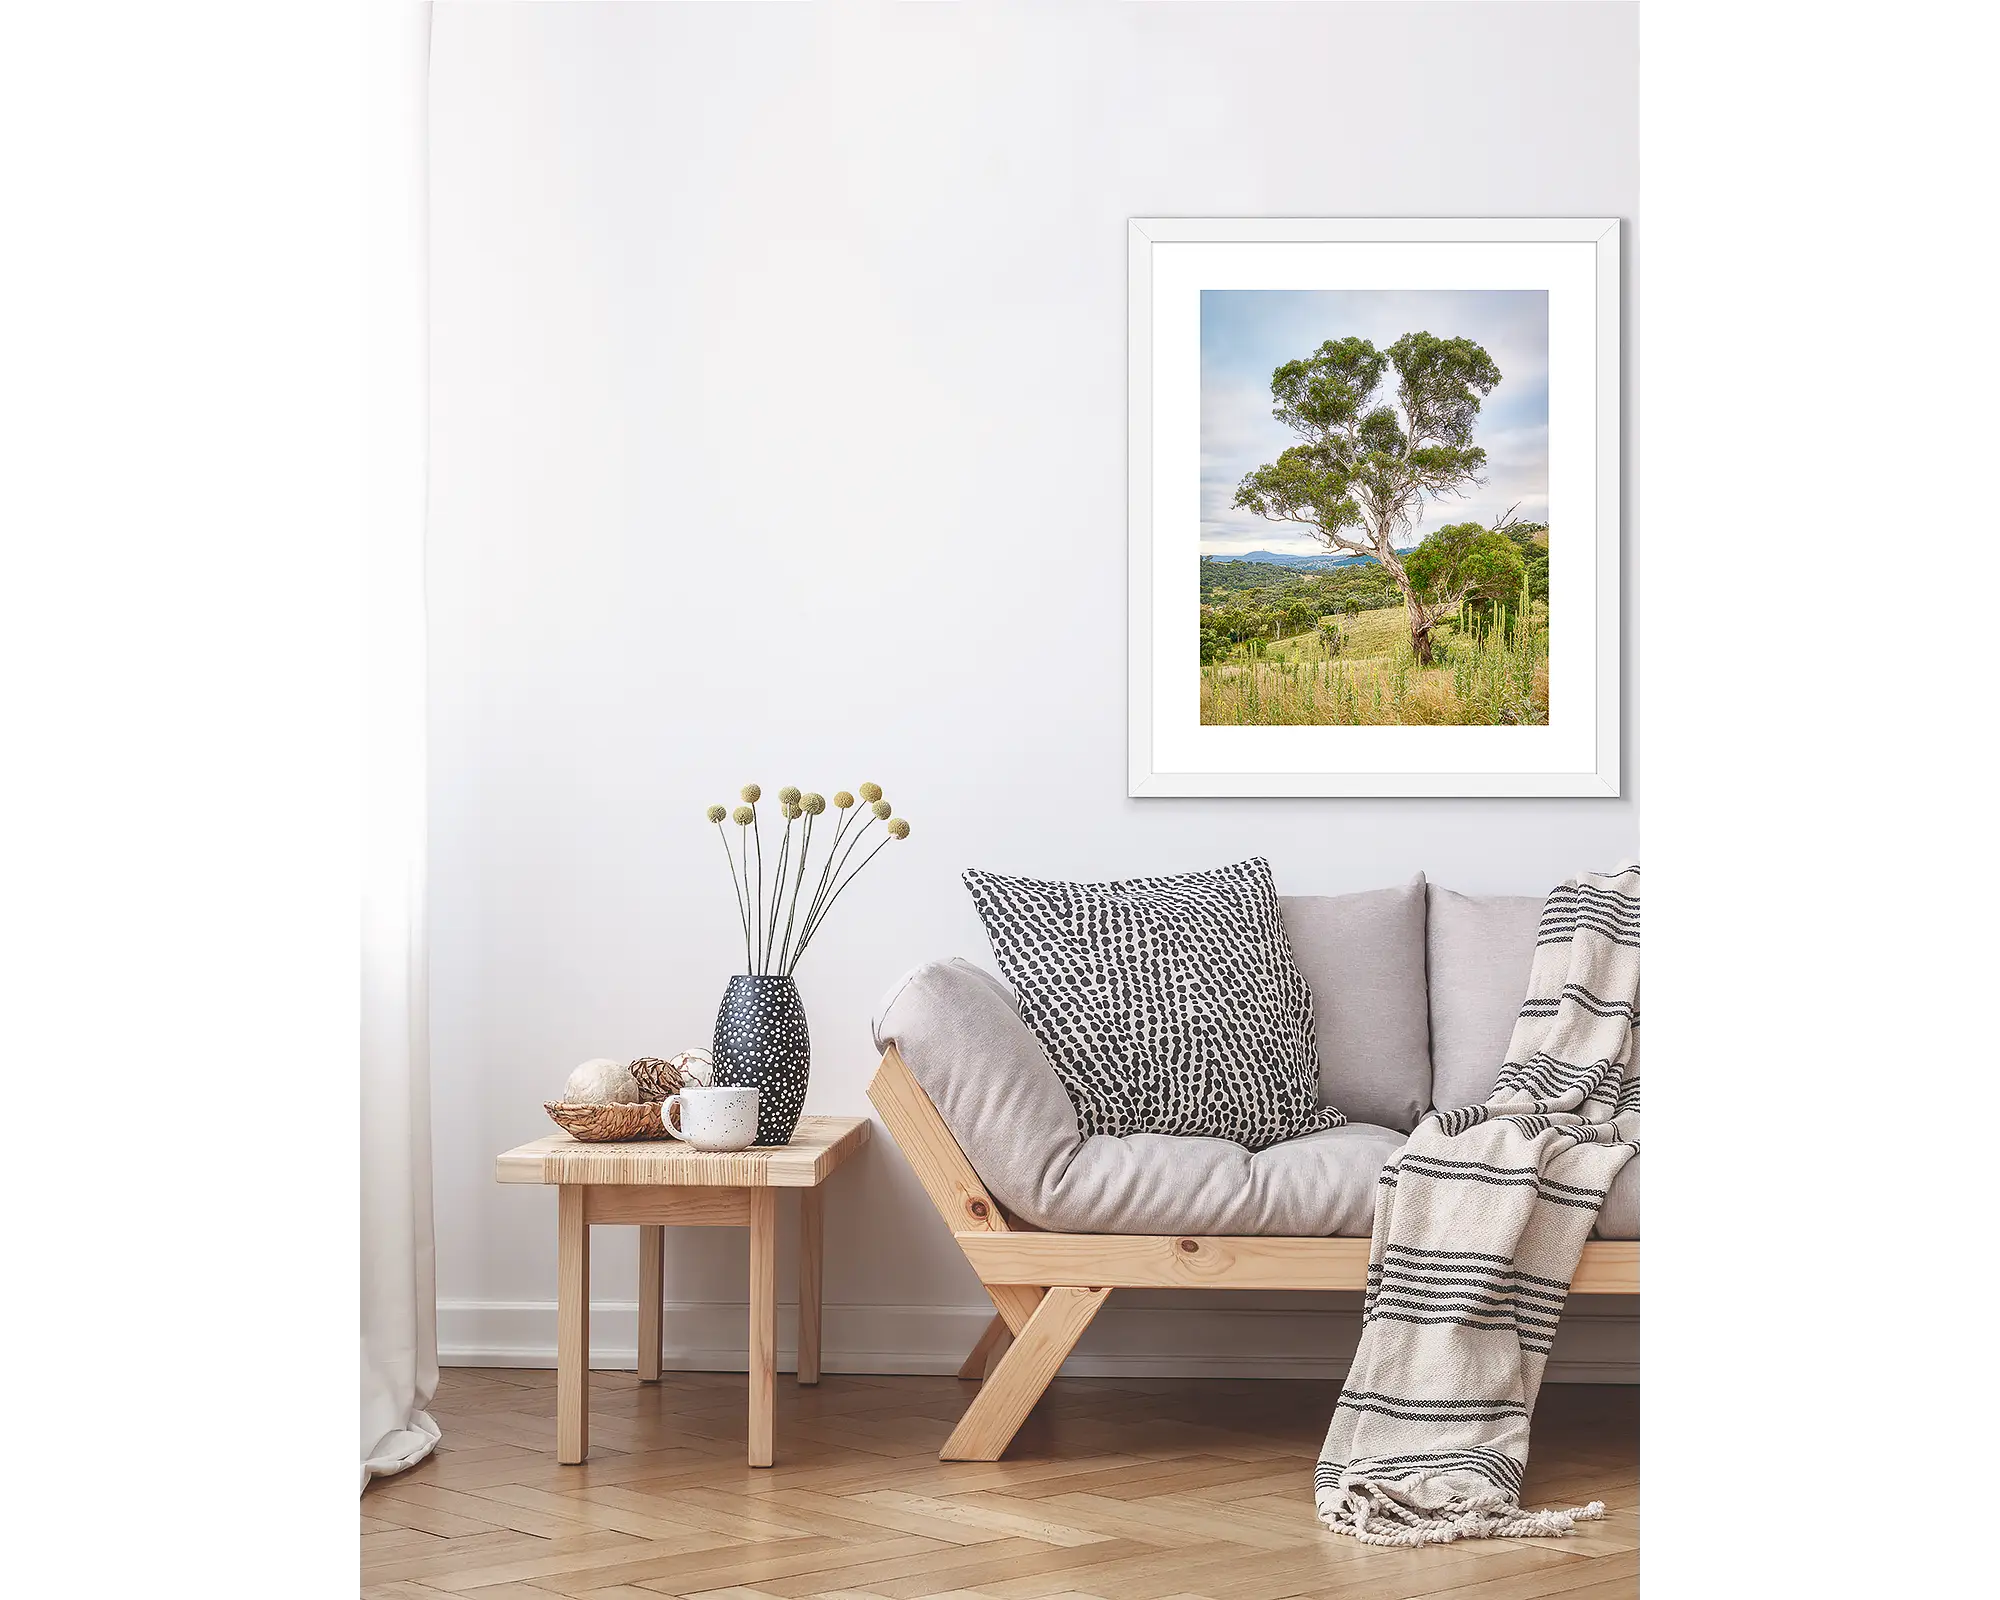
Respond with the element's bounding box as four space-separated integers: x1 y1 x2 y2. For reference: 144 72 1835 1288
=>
544 1100 673 1142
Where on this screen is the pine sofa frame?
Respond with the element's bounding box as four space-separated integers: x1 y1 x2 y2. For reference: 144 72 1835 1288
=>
868 1044 1640 1461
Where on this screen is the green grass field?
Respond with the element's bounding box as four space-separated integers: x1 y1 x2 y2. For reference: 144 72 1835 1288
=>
1201 603 1549 726
1246 606 1412 663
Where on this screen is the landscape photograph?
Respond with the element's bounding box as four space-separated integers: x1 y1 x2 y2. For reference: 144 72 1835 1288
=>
1200 289 1551 726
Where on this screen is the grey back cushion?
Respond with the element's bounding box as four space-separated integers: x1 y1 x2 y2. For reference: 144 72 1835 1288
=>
1426 884 1546 1111
1279 876 1431 1132
874 958 1403 1237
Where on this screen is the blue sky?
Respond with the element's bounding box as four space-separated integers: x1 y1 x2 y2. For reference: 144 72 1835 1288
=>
1200 290 1549 558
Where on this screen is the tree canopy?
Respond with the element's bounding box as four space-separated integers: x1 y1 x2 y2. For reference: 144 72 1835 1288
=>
1404 521 1525 613
1234 332 1501 561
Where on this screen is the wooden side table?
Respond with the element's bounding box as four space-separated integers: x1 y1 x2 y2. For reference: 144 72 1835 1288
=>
494 1115 870 1467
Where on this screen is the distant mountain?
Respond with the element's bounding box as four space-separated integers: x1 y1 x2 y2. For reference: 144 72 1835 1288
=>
1202 548 1415 570
1204 550 1355 570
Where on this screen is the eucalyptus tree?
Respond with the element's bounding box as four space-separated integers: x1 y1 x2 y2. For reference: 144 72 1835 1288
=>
1233 332 1502 663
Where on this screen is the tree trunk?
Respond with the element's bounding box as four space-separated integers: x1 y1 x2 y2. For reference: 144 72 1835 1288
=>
1376 550 1438 665
1410 617 1438 667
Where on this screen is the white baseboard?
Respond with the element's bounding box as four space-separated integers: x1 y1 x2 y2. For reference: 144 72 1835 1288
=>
438 1298 1638 1384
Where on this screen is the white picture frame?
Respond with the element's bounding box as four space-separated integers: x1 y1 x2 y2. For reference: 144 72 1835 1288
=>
1128 217 1622 797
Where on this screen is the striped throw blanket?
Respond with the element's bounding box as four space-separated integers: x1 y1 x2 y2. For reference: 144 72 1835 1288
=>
1315 864 1640 1546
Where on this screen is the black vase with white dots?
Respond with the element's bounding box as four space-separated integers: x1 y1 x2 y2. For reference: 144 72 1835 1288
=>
711 974 810 1145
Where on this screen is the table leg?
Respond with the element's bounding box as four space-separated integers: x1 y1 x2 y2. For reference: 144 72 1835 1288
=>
638 1225 664 1383
557 1185 590 1464
747 1187 776 1466
797 1187 823 1386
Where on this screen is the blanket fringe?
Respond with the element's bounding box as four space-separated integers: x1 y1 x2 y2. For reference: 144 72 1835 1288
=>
1316 1485 1606 1547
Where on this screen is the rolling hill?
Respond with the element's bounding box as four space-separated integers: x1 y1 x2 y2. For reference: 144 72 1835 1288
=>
1202 547 1420 571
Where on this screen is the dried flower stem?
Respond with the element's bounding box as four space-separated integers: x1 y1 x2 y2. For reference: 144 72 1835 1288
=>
750 804 765 969
801 810 878 947
788 835 893 972
777 812 814 972
797 804 862 944
762 812 795 974
789 820 885 968
714 822 753 968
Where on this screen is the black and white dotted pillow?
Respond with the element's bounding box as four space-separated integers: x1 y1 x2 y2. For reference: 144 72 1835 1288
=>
962 857 1344 1151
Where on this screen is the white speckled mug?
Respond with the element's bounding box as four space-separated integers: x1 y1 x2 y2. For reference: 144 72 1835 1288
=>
662 1085 760 1151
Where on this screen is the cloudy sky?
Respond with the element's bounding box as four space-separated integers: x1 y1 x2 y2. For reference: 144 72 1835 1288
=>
1200 289 1548 559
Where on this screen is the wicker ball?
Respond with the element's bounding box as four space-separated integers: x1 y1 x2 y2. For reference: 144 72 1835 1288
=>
628 1056 685 1101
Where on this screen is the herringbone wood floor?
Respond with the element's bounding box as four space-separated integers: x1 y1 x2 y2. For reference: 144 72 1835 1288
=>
362 1368 1638 1599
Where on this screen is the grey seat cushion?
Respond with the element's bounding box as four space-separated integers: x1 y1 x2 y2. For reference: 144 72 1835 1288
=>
1596 1156 1639 1240
874 958 1403 1237
1280 877 1431 1132
1425 884 1546 1111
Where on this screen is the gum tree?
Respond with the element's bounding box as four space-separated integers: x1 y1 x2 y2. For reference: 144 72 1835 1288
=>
1233 332 1502 663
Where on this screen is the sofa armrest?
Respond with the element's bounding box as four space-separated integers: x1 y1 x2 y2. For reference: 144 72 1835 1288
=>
872 959 1084 1229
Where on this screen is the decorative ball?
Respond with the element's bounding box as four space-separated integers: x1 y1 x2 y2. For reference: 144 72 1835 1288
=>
668 1048 714 1088
628 1056 685 1100
564 1058 643 1105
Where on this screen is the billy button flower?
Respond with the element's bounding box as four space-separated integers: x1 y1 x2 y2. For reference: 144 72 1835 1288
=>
705 776 912 978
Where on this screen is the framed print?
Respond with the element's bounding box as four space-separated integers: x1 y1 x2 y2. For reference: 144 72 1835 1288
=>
1128 217 1621 797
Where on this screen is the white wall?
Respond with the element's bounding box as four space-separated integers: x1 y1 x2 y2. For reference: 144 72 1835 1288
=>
427 1 1640 1380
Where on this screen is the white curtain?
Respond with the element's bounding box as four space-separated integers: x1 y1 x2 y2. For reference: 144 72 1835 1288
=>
361 0 439 1489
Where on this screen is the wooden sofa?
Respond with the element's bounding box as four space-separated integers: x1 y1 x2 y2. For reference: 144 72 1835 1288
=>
868 1044 1637 1463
